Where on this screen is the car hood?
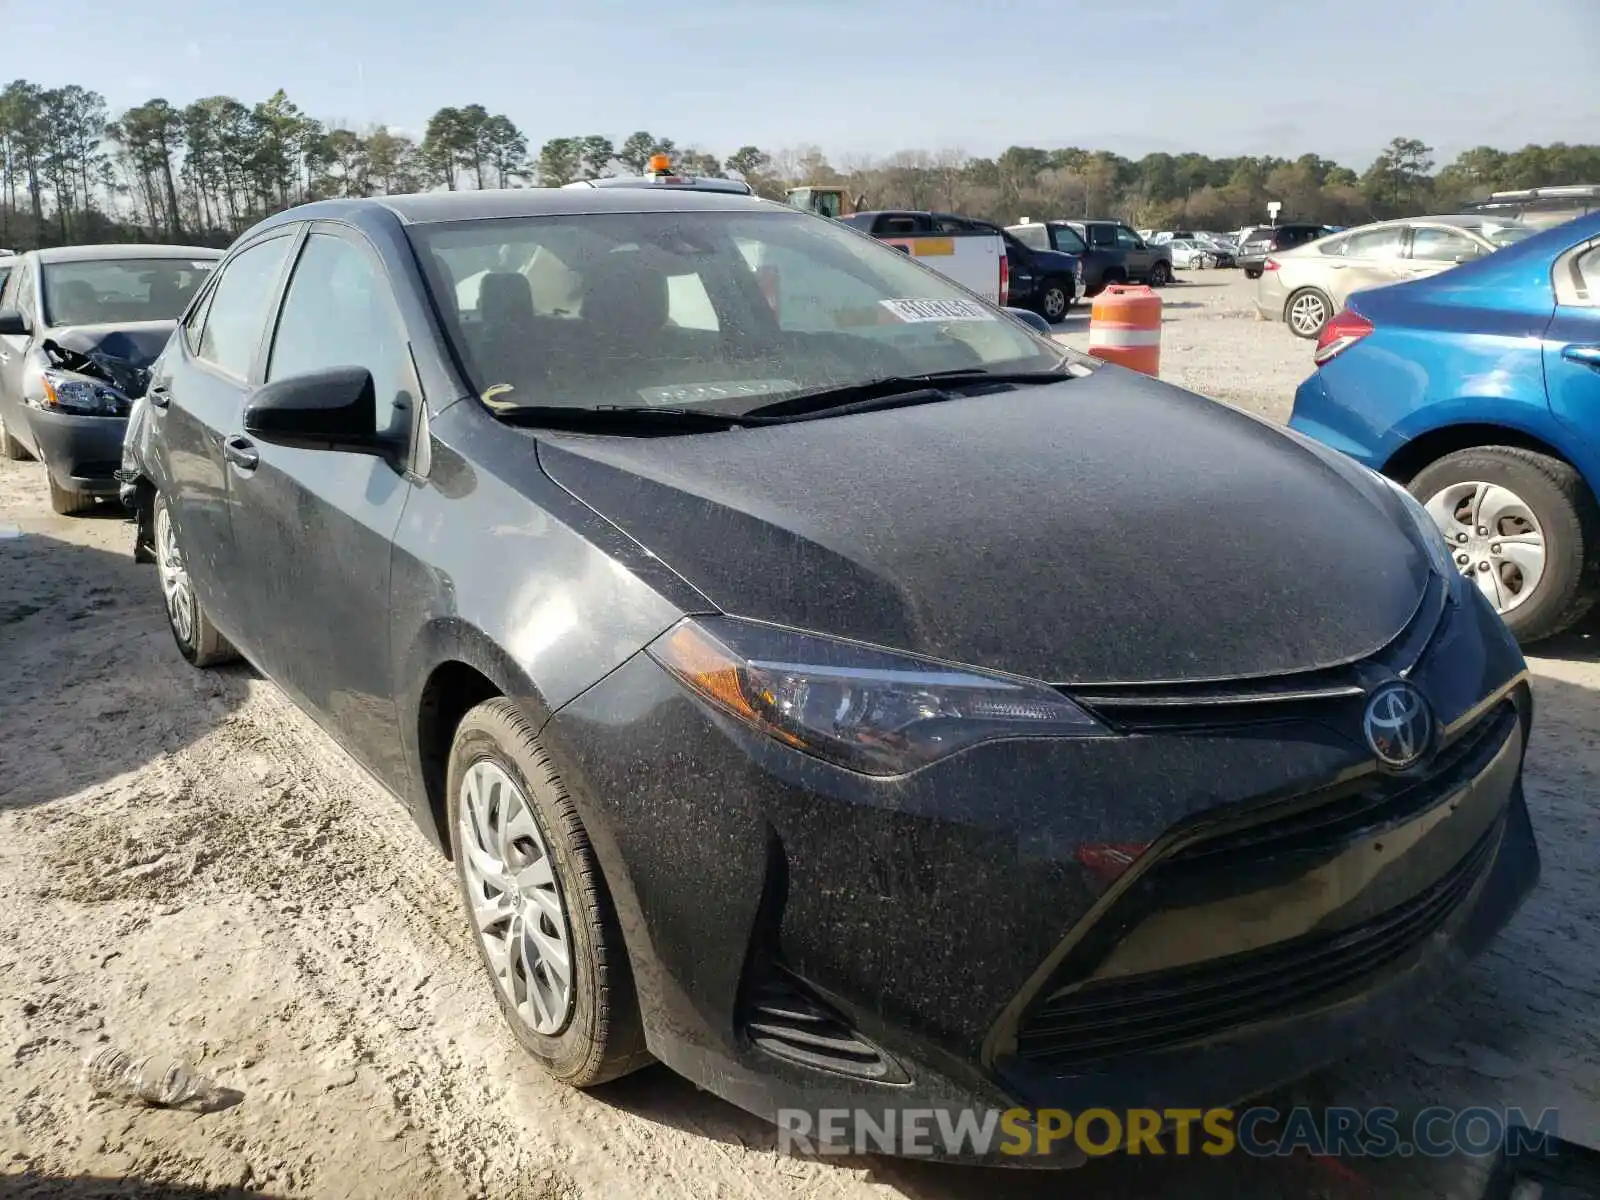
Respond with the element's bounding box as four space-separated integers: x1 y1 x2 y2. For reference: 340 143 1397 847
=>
40 322 175 399
534 370 1432 685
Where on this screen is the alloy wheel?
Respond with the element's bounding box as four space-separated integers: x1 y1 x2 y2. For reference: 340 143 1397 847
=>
154 502 194 646
458 759 574 1035
1288 292 1329 337
1424 480 1547 614
1042 286 1067 321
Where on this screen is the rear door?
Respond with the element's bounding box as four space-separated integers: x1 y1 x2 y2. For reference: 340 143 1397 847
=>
154 230 297 630
1320 224 1410 307
1545 237 1600 460
222 222 419 782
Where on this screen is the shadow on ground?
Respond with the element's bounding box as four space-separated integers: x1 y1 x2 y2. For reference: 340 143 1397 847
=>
1 1175 275 1199
0 522 246 810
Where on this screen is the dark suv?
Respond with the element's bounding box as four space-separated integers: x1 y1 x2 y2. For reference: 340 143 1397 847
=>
1006 220 1172 296
1238 223 1336 278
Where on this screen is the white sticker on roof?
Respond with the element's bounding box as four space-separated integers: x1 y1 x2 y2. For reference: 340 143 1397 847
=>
879 298 995 323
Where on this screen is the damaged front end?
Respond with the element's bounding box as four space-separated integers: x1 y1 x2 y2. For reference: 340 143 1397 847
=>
39 329 156 416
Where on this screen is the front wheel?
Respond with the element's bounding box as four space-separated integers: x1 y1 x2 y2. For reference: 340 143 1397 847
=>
447 699 650 1087
153 492 238 666
1148 261 1173 287
1407 446 1600 643
0 409 30 461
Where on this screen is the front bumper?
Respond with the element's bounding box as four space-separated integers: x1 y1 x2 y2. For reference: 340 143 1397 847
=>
25 405 128 496
542 581 1535 1163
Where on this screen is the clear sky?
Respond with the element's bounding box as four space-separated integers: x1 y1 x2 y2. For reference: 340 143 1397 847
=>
4 0 1596 170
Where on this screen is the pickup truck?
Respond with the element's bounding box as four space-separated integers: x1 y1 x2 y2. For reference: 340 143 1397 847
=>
837 210 1007 306
1006 219 1174 295
930 213 1083 323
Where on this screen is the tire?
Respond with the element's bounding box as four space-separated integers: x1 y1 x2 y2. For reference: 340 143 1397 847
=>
1037 277 1071 323
446 698 650 1088
1285 288 1333 339
47 474 96 516
1092 270 1125 297
1148 261 1173 287
1244 267 1263 280
1406 446 1600 644
153 491 238 666
0 408 29 461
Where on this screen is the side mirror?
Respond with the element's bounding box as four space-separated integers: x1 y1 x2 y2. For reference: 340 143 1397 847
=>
1005 307 1054 335
243 366 401 457
0 307 30 337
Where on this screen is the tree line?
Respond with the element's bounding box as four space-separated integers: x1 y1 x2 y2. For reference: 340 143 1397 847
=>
2 77 1597 252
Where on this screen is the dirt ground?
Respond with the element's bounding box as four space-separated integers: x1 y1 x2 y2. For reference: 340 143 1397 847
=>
1 272 1597 1199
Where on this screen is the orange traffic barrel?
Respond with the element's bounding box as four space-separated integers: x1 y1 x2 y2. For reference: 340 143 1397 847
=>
1088 284 1162 376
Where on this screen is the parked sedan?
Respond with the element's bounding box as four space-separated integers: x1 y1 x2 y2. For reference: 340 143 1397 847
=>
142 188 1536 1163
1290 210 1600 644
1257 216 1536 339
0 244 221 513
1166 238 1227 269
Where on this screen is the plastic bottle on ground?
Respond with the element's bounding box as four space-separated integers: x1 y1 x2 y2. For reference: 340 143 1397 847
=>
84 1046 216 1108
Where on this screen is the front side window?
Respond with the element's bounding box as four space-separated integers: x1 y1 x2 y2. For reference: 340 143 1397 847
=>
1115 226 1143 249
1007 225 1048 251
411 209 1061 415
196 236 293 378
40 258 217 327
1409 227 1483 262
268 232 413 430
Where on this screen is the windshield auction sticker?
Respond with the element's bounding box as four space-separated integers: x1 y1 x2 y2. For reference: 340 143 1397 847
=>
879 298 996 323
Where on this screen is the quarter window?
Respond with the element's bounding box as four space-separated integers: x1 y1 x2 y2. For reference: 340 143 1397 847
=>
197 236 293 377
267 232 413 431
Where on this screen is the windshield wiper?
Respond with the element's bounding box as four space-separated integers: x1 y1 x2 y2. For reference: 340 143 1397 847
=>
745 367 1072 420
491 404 771 432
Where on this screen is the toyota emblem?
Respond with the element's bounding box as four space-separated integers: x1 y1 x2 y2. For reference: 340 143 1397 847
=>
1362 680 1434 770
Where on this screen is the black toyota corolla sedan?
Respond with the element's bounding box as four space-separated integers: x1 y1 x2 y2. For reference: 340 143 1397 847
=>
139 187 1538 1161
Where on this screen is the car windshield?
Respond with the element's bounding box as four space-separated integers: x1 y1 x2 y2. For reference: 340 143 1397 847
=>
40 258 216 326
410 210 1062 415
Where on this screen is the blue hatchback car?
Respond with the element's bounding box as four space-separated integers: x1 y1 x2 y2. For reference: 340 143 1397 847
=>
1289 211 1600 643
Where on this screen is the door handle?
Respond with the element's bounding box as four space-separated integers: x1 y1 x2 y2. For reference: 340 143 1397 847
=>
147 383 170 409
1561 344 1600 371
223 434 259 471
0 351 10 363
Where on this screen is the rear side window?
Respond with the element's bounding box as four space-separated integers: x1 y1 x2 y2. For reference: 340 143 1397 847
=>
196 235 294 378
1342 227 1406 260
1049 225 1086 254
1571 246 1600 302
1085 224 1117 248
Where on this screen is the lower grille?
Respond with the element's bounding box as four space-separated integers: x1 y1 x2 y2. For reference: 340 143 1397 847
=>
742 969 909 1084
1013 822 1500 1074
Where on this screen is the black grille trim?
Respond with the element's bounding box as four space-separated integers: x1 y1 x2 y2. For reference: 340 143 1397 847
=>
1014 819 1501 1074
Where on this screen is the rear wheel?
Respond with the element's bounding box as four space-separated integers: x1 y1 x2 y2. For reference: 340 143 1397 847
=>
447 699 650 1087
1037 277 1071 323
1285 288 1333 339
0 409 31 461
1148 261 1173 287
153 492 238 666
1407 446 1600 643
1244 267 1263 280
47 475 95 516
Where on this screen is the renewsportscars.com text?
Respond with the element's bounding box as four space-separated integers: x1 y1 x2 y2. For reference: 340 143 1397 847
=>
776 1105 1560 1160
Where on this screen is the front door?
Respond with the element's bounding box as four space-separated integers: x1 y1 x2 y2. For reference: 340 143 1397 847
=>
222 224 419 786
157 231 297 630
1116 225 1153 277
0 258 39 453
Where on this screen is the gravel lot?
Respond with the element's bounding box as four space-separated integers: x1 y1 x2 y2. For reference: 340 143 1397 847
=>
0 272 1596 1199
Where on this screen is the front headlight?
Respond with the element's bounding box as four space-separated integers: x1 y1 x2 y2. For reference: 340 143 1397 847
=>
647 616 1105 776
38 370 131 417
1379 473 1456 581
